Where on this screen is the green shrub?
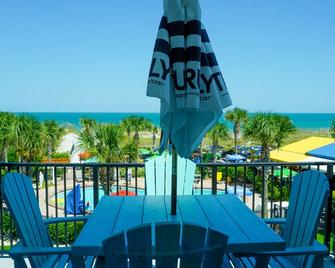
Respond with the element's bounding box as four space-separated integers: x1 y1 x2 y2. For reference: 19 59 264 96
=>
0 211 86 246
211 166 256 183
51 152 70 158
48 221 85 245
0 211 17 240
253 176 290 201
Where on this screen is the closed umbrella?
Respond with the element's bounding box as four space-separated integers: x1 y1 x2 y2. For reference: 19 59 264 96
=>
147 0 232 214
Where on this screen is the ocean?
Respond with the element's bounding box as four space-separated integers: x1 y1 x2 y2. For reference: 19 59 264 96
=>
15 112 335 130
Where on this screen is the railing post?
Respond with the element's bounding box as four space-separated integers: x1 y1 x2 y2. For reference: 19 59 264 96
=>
326 164 333 253
212 165 217 195
171 147 177 215
93 165 99 208
261 166 266 218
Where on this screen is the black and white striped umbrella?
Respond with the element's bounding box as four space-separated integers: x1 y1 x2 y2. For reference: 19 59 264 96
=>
147 0 232 159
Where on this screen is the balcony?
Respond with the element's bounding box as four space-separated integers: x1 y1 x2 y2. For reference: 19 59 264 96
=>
1 161 335 267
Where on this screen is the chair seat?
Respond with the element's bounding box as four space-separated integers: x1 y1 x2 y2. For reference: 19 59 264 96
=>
269 256 296 268
227 254 295 268
42 254 71 268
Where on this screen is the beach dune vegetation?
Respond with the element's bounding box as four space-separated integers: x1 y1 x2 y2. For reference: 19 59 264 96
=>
121 116 153 145
330 120 335 139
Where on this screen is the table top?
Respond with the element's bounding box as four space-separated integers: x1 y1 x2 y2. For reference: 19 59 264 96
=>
72 195 285 256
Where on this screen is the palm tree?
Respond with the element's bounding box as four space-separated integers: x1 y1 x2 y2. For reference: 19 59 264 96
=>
13 115 44 162
151 125 159 148
121 116 151 144
0 112 16 162
121 117 133 138
79 123 138 193
43 120 65 162
132 117 150 145
330 120 335 139
244 112 295 216
225 108 248 154
79 123 138 163
80 118 97 131
207 122 229 162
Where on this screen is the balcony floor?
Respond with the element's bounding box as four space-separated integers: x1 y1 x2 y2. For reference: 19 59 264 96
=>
1 256 335 268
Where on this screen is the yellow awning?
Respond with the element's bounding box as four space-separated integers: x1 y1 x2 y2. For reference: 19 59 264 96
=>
270 137 334 162
279 137 333 154
270 150 308 162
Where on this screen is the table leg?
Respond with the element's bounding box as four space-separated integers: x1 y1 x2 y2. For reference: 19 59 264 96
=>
70 255 86 268
255 255 270 268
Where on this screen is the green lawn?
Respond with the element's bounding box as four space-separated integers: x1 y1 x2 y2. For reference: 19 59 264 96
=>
317 232 333 251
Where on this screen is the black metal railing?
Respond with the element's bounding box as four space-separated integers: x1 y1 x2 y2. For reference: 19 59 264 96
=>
0 161 334 258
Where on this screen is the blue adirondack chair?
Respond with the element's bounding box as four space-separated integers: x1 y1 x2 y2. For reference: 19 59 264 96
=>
233 170 330 268
1 172 93 268
145 153 196 195
102 222 228 268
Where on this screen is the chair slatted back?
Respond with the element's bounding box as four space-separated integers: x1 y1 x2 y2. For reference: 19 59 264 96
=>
2 172 53 268
145 153 196 195
102 222 228 268
282 170 329 267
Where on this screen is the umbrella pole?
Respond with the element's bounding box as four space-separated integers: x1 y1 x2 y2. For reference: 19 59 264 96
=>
170 0 188 216
171 145 177 215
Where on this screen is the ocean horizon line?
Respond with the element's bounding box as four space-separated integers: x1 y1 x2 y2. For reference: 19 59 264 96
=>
10 111 335 114
7 112 335 131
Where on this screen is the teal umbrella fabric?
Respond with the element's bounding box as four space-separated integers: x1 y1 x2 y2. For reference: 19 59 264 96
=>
273 168 298 178
147 0 232 158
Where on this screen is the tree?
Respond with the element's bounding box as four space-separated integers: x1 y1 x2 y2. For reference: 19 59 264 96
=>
225 108 248 154
207 122 229 162
78 123 138 193
79 123 138 163
121 116 151 144
13 115 44 162
120 117 133 138
0 112 16 162
43 120 65 161
330 120 335 139
273 114 296 149
151 125 159 148
80 118 97 131
244 112 295 216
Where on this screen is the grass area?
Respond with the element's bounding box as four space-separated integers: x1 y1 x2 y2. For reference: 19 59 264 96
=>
317 232 334 251
138 128 333 152
1 245 11 251
283 129 331 145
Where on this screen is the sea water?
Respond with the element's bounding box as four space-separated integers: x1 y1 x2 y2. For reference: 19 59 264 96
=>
15 112 335 130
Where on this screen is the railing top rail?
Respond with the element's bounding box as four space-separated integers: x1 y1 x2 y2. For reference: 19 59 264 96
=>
1 161 334 168
197 161 335 167
0 162 145 167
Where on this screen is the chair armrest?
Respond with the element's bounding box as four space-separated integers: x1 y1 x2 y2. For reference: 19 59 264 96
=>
263 218 286 225
44 216 89 225
9 245 72 257
238 241 327 257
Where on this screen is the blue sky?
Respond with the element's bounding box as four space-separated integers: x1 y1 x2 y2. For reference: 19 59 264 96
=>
0 0 334 113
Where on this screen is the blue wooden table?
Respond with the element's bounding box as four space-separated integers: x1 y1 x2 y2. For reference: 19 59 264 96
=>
71 195 285 267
